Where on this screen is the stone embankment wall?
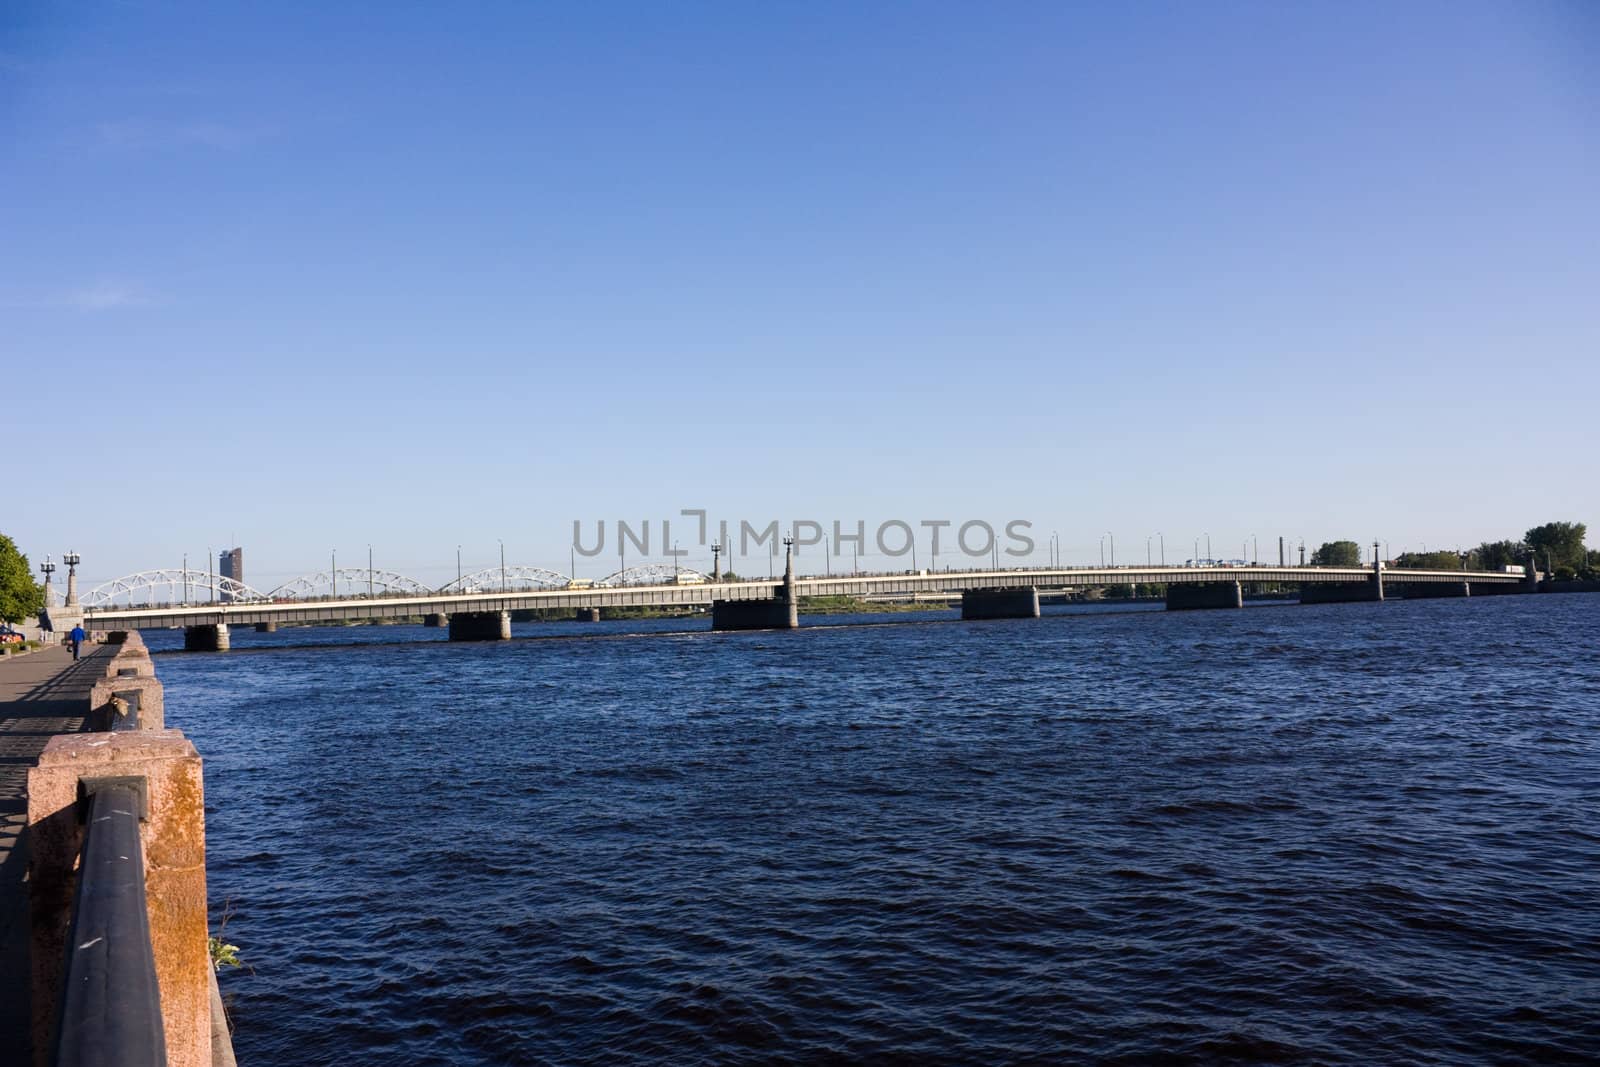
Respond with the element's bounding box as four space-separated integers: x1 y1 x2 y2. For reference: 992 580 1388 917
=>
26 631 235 1067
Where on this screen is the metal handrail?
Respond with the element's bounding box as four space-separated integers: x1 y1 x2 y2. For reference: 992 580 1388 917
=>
110 690 142 732
52 782 167 1067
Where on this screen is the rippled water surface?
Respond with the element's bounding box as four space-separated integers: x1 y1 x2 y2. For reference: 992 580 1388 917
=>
149 596 1600 1064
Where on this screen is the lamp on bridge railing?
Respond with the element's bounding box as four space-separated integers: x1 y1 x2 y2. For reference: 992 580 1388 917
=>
63 551 81 607
39 556 55 607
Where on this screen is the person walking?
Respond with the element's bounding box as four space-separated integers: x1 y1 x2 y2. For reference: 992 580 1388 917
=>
69 624 85 661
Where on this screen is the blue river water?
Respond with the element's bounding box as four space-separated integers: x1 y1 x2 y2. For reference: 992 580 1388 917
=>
145 596 1600 1064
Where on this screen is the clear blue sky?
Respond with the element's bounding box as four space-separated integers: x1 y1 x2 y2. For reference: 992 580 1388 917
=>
4 1 1596 589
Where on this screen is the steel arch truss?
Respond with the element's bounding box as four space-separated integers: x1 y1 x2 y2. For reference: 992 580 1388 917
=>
437 566 576 594
268 569 434 600
83 569 271 607
596 565 711 587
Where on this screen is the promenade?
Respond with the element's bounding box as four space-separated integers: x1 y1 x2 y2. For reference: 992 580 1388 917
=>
0 644 115 1060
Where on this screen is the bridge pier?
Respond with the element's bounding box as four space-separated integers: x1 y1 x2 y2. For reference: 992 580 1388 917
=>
960 587 1040 620
1394 582 1470 599
573 607 601 623
1166 582 1243 611
1471 581 1520 597
254 621 277 632
423 613 449 628
711 599 798 631
448 611 511 641
183 623 229 651
1300 580 1383 605
714 540 799 631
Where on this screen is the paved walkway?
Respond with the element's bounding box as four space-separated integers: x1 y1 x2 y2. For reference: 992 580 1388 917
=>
0 643 116 1059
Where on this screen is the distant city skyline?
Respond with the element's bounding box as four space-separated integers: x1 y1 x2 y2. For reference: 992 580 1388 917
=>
4 2 1596 588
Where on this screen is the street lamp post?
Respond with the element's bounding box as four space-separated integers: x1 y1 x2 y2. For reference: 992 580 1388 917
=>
1146 535 1152 567
63 552 81 607
457 545 462 590
499 539 506 593
1159 532 1165 566
331 550 337 598
368 544 374 599
39 557 55 607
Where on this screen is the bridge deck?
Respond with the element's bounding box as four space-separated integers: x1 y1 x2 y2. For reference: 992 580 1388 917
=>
82 566 1527 630
0 644 117 1061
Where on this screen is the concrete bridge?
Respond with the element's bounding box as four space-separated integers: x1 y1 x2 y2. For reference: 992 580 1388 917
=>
80 555 1536 648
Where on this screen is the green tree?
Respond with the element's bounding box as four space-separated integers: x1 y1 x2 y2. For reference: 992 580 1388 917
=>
1310 540 1363 567
1524 521 1587 573
1473 539 1527 571
1393 550 1467 570
0 534 44 623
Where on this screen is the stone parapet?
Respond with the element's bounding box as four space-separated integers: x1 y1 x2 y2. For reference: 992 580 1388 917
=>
28 730 210 1067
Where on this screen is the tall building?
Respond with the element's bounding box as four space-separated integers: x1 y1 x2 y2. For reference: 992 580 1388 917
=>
219 547 243 602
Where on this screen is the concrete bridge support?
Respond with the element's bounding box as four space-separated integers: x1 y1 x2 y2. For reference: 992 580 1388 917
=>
183 623 229 652
254 621 278 632
714 540 801 631
1300 580 1383 605
1471 581 1521 597
449 611 511 641
960 587 1040 620
1395 582 1470 599
1166 582 1243 611
712 599 798 631
423 613 449 628
573 607 601 622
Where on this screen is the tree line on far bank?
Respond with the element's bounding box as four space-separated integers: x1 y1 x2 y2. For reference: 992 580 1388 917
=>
1310 521 1594 580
